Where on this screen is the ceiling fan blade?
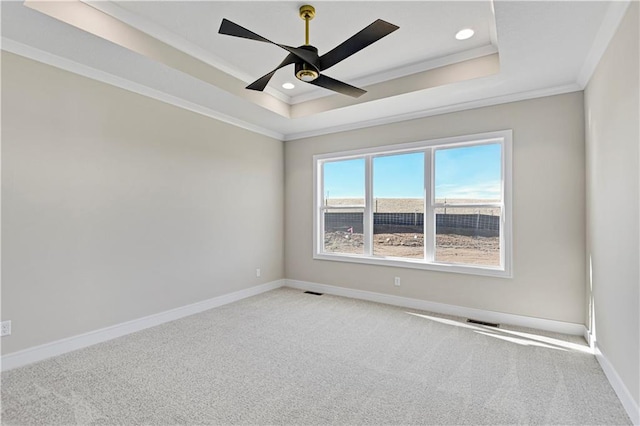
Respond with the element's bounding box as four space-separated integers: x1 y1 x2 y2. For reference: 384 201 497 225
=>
219 18 272 44
308 74 366 98
319 19 399 71
246 53 298 92
219 19 320 70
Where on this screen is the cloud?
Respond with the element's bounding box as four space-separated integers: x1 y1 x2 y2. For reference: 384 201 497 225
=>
436 180 501 199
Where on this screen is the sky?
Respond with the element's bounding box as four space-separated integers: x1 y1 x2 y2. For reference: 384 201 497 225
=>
323 143 501 200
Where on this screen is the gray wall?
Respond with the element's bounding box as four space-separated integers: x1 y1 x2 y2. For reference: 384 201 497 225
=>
1 52 284 355
585 2 639 407
285 92 586 324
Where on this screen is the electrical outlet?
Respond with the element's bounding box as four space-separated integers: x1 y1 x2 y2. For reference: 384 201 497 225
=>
256 268 261 278
394 277 401 286
1 320 12 337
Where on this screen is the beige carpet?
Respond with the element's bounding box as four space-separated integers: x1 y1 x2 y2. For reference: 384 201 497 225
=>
1 287 631 424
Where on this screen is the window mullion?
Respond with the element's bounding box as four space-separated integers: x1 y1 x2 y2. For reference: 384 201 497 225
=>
364 155 373 256
316 161 323 254
424 148 434 261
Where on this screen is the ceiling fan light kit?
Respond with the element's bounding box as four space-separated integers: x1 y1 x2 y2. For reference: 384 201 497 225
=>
218 4 399 98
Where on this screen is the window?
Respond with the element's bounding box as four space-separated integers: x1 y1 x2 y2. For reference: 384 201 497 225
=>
313 130 512 277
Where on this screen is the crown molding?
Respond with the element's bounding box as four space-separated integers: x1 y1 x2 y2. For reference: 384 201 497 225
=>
81 0 500 110
290 44 499 105
576 0 631 88
2 37 581 144
1 38 284 141
81 0 292 104
283 83 582 141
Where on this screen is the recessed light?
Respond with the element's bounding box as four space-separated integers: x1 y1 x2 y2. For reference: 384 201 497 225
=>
282 82 295 90
455 28 475 40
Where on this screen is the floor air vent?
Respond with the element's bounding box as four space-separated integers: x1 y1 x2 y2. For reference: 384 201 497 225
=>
304 291 324 296
467 319 500 327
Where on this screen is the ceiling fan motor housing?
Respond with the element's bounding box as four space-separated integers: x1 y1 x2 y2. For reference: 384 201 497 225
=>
294 45 320 82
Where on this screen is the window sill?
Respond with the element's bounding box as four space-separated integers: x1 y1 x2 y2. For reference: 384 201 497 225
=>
313 252 512 278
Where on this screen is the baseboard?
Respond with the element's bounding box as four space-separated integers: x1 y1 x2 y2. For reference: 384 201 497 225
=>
285 279 586 336
595 343 640 425
3 278 586 371
584 326 593 348
1 279 285 372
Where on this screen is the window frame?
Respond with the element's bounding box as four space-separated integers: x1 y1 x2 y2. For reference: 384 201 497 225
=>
313 130 513 278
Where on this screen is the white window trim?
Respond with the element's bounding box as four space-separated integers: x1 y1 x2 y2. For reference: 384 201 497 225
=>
313 130 513 278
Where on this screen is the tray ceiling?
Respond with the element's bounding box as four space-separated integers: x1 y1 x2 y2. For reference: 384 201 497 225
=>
1 1 629 140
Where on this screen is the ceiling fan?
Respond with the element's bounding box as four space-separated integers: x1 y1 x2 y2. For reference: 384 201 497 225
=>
218 5 399 98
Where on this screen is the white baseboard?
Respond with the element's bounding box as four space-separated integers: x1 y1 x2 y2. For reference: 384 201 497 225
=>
583 327 600 352
1 279 285 372
584 327 592 347
5 278 635 423
595 343 640 425
285 279 586 336
2 278 588 372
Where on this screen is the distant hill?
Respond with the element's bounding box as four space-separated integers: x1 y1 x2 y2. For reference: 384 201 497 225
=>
324 198 500 215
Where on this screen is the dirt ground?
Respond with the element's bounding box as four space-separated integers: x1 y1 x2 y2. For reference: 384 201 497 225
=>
324 231 500 266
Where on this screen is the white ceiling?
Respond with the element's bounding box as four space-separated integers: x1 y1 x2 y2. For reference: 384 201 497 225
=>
110 1 497 100
0 1 630 140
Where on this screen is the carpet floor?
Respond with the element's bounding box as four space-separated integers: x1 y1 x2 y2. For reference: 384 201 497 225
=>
1 287 631 425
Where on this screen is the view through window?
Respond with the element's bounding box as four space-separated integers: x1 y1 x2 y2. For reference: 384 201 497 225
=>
434 144 502 266
315 131 512 276
373 152 425 259
322 158 364 255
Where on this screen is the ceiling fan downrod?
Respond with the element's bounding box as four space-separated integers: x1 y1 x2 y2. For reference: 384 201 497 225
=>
296 5 319 82
299 4 315 45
